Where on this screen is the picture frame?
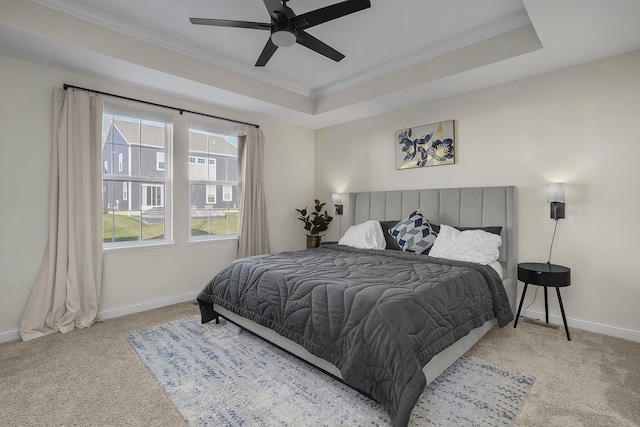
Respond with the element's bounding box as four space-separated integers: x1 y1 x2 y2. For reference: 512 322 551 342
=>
395 120 455 169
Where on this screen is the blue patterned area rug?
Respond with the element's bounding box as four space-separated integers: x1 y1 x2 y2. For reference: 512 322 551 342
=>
126 316 534 426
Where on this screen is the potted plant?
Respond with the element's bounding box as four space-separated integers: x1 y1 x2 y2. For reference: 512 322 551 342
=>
296 199 333 248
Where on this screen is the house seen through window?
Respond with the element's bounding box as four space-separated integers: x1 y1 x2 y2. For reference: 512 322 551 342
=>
189 121 239 239
102 103 172 246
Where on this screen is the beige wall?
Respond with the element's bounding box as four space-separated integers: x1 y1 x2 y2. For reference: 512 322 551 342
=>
0 55 314 338
315 50 640 338
2 49 639 341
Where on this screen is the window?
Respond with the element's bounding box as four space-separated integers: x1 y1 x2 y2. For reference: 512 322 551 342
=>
223 185 232 202
205 185 216 204
102 103 172 247
189 121 238 240
156 152 165 171
142 184 163 208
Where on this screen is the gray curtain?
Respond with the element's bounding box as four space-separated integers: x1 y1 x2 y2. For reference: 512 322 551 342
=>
20 88 104 341
236 126 270 258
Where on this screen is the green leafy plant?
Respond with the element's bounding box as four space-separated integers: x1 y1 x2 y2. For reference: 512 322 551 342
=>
296 199 333 237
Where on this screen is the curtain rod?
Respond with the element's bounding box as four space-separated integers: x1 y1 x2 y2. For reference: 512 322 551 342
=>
62 83 259 129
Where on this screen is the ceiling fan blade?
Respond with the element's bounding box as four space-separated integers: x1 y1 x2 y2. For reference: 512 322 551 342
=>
296 30 344 62
255 38 279 67
263 0 287 21
190 18 271 30
293 0 371 30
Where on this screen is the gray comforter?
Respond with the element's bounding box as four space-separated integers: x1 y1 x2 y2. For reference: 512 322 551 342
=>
197 245 513 427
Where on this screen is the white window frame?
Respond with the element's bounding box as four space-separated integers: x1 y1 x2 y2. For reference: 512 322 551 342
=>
118 152 123 172
102 101 173 250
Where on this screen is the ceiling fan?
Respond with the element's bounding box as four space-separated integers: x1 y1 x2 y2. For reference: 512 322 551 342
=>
190 0 371 67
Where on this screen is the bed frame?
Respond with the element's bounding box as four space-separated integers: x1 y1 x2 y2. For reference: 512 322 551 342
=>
209 185 517 386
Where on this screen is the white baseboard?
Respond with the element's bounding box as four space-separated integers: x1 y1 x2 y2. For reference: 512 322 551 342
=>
98 290 200 320
0 290 200 344
521 309 640 342
5 297 638 344
0 329 21 343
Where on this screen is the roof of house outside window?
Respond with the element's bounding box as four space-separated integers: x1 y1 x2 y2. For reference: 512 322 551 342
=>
112 119 166 147
189 131 237 157
102 119 238 157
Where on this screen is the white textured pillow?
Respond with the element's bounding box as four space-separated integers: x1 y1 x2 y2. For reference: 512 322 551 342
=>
339 220 386 250
429 224 502 265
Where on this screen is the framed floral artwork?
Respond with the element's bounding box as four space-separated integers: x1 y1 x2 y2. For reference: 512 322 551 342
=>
395 120 455 169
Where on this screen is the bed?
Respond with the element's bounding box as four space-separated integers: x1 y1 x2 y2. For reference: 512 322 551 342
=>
197 186 517 427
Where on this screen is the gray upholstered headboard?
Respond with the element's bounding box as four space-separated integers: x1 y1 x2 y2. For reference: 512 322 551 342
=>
348 186 517 312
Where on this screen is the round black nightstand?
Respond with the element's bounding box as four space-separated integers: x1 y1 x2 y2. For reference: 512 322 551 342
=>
514 262 572 340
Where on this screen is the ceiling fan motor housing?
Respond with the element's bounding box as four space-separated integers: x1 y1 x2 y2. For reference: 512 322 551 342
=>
271 22 297 47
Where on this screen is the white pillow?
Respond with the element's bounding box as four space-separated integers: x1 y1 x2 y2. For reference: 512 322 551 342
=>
429 224 502 265
338 220 386 250
488 260 504 280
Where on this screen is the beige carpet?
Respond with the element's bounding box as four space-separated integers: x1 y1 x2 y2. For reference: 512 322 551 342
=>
1 302 638 426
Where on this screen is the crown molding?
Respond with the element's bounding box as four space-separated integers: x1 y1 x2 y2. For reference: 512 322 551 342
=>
310 9 532 99
30 0 531 101
30 0 312 97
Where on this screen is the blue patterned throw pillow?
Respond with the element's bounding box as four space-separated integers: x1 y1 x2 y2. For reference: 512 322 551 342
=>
390 210 438 253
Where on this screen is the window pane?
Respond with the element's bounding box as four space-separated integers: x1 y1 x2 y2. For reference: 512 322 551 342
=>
140 119 166 148
209 208 230 235
190 207 211 237
227 207 239 234
103 107 171 248
225 157 238 182
138 146 164 179
189 126 238 239
142 211 165 240
103 113 169 180
114 116 140 145
103 212 142 243
103 182 142 243
191 207 236 237
103 179 165 243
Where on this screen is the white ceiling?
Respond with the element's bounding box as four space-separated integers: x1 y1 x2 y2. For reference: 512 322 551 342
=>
1 0 640 129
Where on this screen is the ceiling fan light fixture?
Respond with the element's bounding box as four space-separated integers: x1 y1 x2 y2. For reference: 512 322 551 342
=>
271 30 296 47
190 0 371 65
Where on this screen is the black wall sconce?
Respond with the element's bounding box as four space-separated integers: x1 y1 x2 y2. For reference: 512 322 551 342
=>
547 183 565 220
332 192 343 216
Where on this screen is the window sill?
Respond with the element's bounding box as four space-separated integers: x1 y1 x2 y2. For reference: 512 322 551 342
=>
188 236 238 246
103 241 176 254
